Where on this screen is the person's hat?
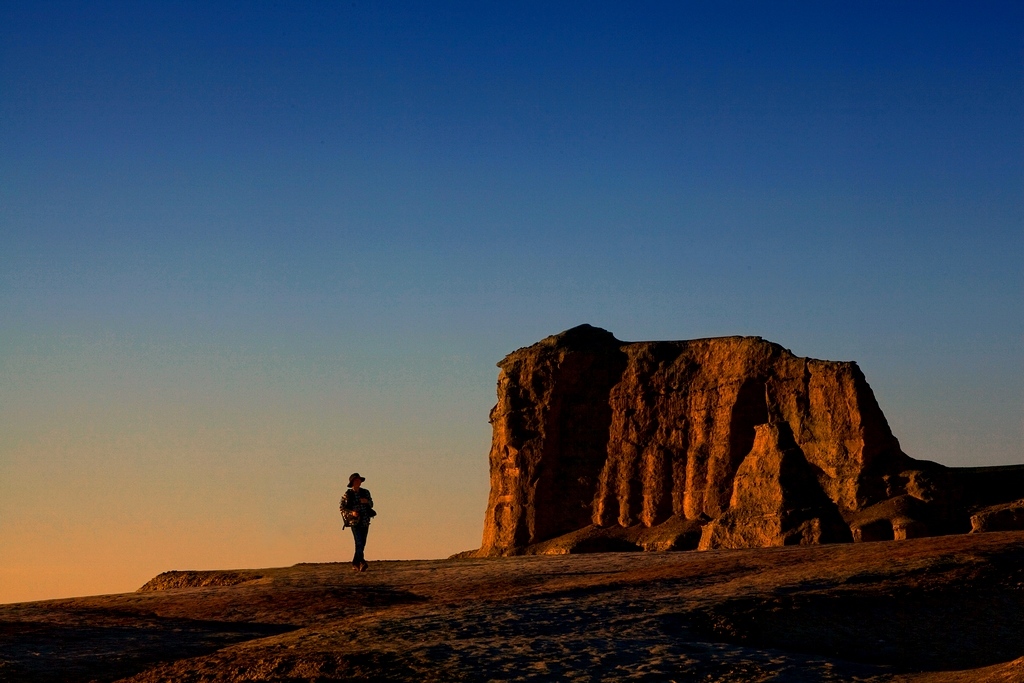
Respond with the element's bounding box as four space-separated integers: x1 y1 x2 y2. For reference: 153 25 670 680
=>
348 473 365 487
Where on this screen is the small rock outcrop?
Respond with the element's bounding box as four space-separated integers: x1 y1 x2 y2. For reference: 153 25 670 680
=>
473 325 1023 556
971 499 1024 533
138 570 263 592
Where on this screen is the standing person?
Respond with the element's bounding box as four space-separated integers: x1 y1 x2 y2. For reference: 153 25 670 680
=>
340 473 374 572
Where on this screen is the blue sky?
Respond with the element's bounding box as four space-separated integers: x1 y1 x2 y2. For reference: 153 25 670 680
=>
1 1 1021 603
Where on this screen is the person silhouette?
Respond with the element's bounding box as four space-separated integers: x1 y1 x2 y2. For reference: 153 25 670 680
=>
340 473 374 572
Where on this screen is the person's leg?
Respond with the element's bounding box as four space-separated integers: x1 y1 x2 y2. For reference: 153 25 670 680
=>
351 525 367 569
358 525 370 571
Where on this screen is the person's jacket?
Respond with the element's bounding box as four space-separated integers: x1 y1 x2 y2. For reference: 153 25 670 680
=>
341 488 374 527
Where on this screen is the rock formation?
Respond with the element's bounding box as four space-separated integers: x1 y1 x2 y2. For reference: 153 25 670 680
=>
971 499 1024 533
697 422 853 549
474 325 1023 556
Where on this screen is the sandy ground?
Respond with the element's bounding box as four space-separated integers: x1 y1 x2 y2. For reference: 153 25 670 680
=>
2 531 1023 682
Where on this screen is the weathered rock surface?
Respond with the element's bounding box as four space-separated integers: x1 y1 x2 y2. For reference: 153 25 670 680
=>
476 325 1023 556
698 422 853 549
4 533 1024 682
138 571 264 592
971 499 1024 533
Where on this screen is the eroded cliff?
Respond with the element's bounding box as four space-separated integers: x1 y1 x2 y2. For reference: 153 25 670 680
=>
476 325 1022 556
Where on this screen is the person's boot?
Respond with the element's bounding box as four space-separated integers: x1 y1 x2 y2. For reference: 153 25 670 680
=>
359 561 369 572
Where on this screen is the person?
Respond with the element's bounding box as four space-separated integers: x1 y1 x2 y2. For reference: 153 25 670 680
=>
340 472 374 572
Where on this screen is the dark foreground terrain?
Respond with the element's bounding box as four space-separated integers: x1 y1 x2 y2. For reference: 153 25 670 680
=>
2 532 1024 682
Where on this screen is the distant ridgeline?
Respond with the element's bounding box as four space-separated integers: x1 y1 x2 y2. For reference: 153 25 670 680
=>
467 325 1024 556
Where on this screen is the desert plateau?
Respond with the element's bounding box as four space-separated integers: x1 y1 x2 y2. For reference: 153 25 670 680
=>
2 531 1024 682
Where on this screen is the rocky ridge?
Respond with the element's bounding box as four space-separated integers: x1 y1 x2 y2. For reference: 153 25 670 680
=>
474 325 1024 556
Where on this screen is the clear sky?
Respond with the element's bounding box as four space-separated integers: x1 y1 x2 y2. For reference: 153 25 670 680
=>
2 1 1021 604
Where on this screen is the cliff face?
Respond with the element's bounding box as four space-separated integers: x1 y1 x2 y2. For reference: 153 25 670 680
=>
478 325 1017 556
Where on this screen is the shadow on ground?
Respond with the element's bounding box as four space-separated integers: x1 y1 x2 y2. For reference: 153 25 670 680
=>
0 618 296 683
683 584 1024 672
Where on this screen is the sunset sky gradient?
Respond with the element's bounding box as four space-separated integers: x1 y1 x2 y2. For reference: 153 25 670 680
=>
2 1 1022 603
